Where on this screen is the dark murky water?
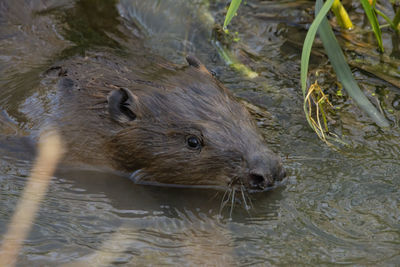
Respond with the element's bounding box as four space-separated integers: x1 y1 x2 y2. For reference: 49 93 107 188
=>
0 0 399 265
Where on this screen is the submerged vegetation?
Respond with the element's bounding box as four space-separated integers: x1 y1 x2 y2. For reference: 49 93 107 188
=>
222 0 400 144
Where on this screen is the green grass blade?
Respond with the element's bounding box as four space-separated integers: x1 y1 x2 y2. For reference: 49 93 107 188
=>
300 0 334 130
214 41 258 78
360 0 384 52
223 0 242 30
316 0 389 127
301 0 334 98
375 9 396 30
393 8 400 30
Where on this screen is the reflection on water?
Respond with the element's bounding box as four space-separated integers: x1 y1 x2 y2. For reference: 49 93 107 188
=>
0 0 399 265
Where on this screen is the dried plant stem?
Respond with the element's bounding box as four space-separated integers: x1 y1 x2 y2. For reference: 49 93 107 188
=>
305 81 336 144
0 130 64 267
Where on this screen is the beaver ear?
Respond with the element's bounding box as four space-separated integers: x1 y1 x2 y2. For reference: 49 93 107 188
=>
186 55 210 74
107 88 137 123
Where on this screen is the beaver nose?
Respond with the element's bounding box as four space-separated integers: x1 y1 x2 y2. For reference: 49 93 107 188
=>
247 156 286 190
248 172 273 190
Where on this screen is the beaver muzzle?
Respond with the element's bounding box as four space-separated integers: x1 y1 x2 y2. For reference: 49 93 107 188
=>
245 155 286 191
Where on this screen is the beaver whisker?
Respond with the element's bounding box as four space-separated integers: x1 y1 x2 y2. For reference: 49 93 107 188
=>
220 188 231 210
240 185 251 211
229 189 236 218
219 187 232 216
92 100 108 106
87 107 106 110
210 191 221 201
243 185 254 211
238 178 253 210
218 176 252 217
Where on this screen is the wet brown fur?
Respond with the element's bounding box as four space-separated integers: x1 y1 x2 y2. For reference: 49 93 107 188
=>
48 51 284 189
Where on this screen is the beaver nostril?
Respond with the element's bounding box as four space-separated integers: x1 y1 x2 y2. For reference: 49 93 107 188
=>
248 173 270 189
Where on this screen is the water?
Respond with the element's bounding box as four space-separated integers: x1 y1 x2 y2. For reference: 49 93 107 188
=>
1 0 399 265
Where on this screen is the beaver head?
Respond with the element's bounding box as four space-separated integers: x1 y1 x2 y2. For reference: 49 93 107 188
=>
106 56 286 191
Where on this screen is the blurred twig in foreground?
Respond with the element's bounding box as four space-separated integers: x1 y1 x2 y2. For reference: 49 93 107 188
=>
0 130 64 267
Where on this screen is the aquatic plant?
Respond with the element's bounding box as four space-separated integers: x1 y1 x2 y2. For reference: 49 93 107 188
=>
222 0 396 143
331 0 353 29
308 0 390 130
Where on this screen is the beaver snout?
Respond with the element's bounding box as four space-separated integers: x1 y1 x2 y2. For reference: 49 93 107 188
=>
246 156 286 191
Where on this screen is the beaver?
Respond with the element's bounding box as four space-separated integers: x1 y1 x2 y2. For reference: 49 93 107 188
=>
40 50 285 192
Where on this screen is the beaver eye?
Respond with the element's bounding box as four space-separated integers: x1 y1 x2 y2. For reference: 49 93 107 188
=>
186 136 201 150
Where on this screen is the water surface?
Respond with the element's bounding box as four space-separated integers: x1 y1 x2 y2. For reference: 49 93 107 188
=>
0 0 399 265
